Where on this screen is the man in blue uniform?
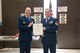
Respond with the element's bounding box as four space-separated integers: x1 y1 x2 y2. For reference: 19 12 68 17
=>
18 7 34 53
41 8 58 53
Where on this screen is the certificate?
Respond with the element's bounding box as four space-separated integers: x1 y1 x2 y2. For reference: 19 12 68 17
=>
33 23 43 36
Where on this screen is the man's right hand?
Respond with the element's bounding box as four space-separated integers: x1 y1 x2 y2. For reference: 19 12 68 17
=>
28 22 33 27
43 27 46 31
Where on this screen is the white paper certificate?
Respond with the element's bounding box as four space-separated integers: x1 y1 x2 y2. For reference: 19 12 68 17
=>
33 23 43 35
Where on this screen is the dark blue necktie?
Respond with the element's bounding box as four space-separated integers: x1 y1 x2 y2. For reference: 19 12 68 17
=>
46 18 49 23
27 17 30 22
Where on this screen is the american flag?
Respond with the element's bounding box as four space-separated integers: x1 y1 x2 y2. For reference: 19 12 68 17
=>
49 0 52 10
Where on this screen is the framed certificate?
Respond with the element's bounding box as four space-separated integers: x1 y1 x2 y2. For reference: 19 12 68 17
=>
33 23 43 36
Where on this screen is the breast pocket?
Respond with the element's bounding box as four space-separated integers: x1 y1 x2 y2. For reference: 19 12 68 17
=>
48 21 54 27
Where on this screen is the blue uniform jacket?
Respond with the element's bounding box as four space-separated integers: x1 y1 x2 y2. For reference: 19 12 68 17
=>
41 17 58 45
18 16 34 41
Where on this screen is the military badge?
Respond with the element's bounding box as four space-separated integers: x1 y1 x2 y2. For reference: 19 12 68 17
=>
22 21 26 24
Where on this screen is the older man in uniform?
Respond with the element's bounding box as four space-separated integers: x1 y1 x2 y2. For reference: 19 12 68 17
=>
18 7 34 53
